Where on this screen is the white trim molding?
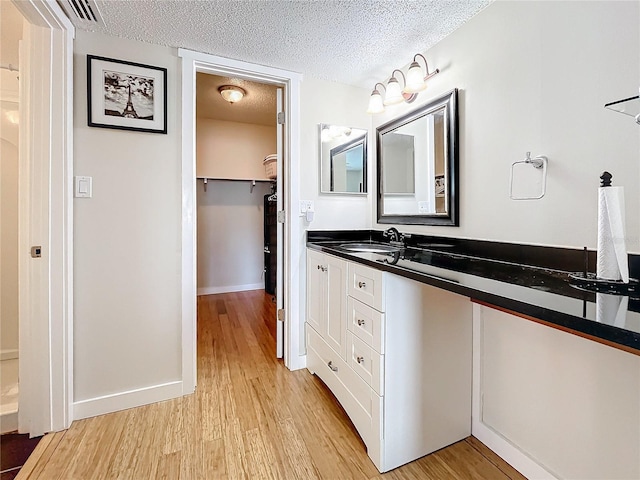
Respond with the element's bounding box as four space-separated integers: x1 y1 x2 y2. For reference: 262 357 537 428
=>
73 381 183 421
13 0 74 436
197 284 265 296
471 304 558 480
178 48 305 396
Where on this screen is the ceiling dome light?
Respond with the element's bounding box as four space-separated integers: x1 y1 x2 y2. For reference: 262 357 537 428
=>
218 85 246 104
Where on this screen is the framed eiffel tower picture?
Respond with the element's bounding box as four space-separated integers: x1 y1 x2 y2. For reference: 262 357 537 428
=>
87 55 167 134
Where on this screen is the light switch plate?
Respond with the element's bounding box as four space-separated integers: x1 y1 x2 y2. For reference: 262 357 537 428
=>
75 176 92 198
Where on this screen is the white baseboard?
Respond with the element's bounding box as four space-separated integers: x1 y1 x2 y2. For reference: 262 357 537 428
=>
1 349 19 361
472 420 558 479
197 283 264 296
73 380 183 420
287 354 306 371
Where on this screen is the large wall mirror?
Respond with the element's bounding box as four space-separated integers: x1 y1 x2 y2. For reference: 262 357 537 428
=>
377 88 458 225
319 124 368 194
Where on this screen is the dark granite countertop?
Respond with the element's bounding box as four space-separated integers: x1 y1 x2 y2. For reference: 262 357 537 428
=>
307 231 640 355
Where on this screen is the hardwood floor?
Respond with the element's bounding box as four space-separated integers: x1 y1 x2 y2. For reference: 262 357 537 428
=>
16 290 525 479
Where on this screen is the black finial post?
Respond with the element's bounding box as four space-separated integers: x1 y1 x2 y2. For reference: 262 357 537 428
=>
600 171 612 187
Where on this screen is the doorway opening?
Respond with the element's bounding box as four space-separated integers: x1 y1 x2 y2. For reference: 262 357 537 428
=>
194 73 282 358
179 49 304 394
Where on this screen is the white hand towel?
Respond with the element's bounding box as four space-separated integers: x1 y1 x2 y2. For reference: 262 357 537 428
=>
597 186 629 282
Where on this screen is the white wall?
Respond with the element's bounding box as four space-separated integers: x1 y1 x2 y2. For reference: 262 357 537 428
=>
478 306 640 479
73 31 183 413
0 10 21 359
297 77 371 354
300 76 371 230
196 116 276 294
196 118 276 180
371 1 640 251
0 108 19 358
196 180 271 294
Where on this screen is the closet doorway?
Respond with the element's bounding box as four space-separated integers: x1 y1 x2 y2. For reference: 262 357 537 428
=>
194 73 284 358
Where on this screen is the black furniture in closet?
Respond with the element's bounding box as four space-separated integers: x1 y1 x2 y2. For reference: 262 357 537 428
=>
264 194 277 295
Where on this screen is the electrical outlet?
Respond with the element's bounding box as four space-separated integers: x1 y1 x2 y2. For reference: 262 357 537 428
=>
299 200 314 214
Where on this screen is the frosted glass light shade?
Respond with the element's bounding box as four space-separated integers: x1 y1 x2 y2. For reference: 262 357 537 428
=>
219 85 246 103
404 61 427 94
367 90 385 114
384 78 404 105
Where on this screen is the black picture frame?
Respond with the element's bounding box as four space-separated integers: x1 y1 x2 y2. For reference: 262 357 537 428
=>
87 55 167 134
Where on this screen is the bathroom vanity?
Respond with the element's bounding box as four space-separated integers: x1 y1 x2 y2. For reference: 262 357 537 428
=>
306 249 472 472
306 230 640 478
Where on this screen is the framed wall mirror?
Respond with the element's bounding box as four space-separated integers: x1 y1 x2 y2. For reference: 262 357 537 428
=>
319 124 368 194
376 88 458 225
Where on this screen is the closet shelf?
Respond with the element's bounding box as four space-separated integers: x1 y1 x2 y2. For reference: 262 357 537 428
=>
198 177 275 193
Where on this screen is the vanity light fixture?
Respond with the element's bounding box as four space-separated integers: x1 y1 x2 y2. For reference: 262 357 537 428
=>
218 85 246 104
367 53 440 114
404 53 440 94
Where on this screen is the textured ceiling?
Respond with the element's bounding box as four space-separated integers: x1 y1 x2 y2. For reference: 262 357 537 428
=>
196 73 277 126
77 0 491 89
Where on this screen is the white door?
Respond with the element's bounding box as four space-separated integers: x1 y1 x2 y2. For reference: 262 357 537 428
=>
275 88 284 358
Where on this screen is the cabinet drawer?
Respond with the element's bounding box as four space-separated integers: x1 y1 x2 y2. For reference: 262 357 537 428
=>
347 297 385 354
348 263 384 311
306 327 381 448
347 332 384 396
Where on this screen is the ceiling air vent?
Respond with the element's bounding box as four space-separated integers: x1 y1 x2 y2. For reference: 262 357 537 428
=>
57 0 105 27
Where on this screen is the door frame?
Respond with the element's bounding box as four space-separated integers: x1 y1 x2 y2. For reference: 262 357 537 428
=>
13 0 74 435
178 49 304 392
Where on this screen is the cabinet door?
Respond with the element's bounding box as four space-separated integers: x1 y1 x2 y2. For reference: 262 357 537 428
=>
326 255 347 358
306 249 326 334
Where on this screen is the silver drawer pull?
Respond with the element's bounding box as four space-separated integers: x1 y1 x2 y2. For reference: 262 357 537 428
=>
357 319 365 326
358 281 366 288
327 361 338 372
356 356 365 364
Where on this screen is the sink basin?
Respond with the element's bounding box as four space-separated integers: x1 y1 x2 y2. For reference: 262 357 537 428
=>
338 243 401 254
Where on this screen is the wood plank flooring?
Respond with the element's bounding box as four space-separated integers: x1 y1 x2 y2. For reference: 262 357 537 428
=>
16 290 525 479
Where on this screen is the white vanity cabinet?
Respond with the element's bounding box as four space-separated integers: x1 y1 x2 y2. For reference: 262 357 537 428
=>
306 249 473 473
306 249 348 358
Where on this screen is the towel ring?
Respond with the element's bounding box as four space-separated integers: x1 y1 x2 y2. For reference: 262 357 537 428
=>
509 152 548 200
